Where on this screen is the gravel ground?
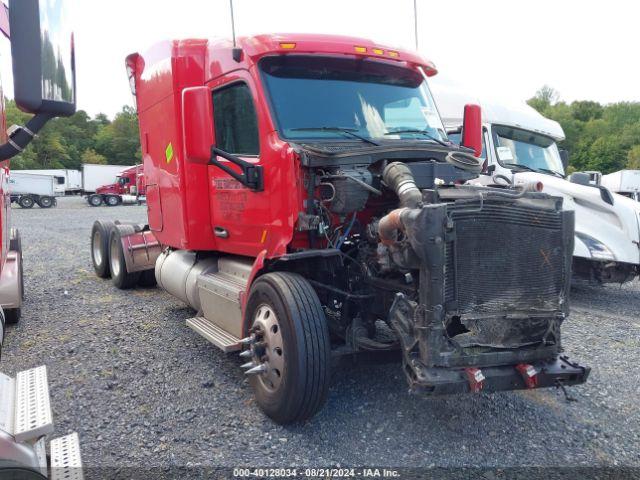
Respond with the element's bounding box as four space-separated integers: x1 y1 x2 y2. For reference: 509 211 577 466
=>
1 196 639 472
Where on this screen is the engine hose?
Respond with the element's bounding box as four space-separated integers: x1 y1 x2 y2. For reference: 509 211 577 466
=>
378 208 408 246
382 162 422 209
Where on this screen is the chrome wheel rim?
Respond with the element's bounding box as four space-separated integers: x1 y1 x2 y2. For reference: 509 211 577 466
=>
107 196 118 206
92 230 102 266
109 236 120 277
251 304 284 392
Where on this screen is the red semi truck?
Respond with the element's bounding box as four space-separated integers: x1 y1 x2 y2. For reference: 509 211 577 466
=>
91 34 589 424
1 1 82 478
87 164 146 207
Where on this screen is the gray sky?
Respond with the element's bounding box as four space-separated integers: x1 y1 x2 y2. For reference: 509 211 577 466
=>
3 0 639 119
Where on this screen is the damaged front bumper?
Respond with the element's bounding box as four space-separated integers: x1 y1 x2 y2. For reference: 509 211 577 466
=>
408 355 590 395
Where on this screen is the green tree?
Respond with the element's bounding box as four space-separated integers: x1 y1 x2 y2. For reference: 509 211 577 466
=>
94 106 141 164
627 145 640 169
81 148 107 165
527 85 559 113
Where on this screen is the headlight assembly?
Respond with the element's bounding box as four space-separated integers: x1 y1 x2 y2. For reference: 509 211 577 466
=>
576 233 616 261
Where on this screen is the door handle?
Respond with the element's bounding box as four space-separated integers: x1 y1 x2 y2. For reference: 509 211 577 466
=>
214 226 229 238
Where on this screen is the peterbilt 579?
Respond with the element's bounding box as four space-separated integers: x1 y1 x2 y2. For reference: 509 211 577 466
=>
90 34 589 424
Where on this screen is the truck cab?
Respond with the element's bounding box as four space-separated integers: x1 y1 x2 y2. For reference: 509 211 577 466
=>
93 34 588 424
91 164 145 206
434 87 640 284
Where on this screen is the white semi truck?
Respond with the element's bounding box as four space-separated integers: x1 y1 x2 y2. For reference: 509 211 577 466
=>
13 169 83 195
9 172 58 208
434 86 640 284
601 170 640 201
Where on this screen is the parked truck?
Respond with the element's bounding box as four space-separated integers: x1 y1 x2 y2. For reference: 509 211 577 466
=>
91 34 589 424
87 164 145 206
13 169 83 195
601 170 640 202
81 163 133 195
9 172 58 208
433 86 640 284
0 0 82 477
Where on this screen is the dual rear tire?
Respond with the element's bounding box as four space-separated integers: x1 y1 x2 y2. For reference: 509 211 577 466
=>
91 220 154 288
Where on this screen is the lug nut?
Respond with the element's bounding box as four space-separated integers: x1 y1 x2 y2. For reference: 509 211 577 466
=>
245 364 268 375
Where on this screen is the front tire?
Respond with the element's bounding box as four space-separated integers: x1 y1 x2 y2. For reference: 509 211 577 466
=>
18 196 35 209
91 220 114 278
244 272 331 424
108 226 140 289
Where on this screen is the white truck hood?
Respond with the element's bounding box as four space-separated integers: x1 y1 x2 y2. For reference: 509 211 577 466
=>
514 172 640 265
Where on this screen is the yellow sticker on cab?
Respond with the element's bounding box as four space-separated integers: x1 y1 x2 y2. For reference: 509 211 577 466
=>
165 142 174 163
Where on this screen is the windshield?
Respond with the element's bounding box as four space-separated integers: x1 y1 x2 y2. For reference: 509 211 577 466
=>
493 125 564 175
259 55 447 143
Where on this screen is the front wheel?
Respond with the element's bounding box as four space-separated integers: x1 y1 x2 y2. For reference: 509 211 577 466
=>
244 272 331 424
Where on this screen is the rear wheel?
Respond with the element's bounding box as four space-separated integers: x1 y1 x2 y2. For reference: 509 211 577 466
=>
18 196 34 209
91 220 115 278
37 196 54 208
88 194 103 207
105 195 120 207
244 272 331 424
109 227 140 289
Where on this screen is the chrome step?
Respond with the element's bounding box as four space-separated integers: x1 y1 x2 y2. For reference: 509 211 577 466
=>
14 366 54 443
187 316 242 352
50 432 83 480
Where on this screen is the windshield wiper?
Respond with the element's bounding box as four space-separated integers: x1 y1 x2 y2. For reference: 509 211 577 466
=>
290 127 380 146
383 129 449 147
503 162 564 178
536 167 565 178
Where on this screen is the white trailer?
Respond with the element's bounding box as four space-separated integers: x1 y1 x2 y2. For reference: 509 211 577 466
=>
602 170 640 201
82 164 132 194
433 84 640 284
12 169 82 195
9 172 57 209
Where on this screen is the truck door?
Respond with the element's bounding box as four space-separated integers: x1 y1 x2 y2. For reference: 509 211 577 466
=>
207 75 271 257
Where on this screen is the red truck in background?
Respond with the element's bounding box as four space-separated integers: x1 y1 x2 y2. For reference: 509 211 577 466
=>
88 164 146 207
0 0 82 477
91 34 589 424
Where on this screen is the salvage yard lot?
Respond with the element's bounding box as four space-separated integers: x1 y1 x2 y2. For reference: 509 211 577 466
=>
2 196 639 468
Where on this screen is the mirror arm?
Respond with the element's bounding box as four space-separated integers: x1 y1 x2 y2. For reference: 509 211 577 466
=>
0 112 54 161
209 146 264 191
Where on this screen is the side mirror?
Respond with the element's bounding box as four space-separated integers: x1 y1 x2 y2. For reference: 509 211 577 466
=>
569 172 591 186
461 104 482 158
182 87 214 164
0 0 75 161
9 0 76 116
559 149 569 171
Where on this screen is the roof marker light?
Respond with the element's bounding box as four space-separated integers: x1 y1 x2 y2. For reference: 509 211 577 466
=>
354 46 367 53
372 48 384 55
279 42 296 49
388 51 399 57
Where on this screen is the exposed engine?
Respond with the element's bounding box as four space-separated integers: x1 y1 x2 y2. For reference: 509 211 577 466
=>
288 142 586 393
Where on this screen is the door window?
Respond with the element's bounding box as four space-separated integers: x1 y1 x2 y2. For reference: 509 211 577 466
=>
212 83 260 156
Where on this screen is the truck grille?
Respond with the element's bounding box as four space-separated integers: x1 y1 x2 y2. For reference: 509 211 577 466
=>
445 202 567 315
